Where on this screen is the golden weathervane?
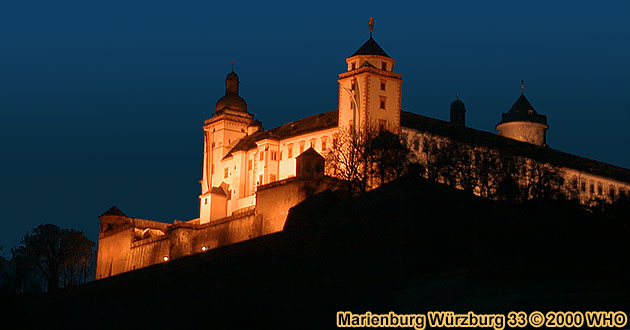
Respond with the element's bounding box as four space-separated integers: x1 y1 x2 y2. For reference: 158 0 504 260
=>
369 17 374 35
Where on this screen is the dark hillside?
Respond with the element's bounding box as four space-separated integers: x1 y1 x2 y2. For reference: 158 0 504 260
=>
5 174 629 329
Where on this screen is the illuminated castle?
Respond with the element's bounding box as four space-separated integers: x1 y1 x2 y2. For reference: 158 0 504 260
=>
96 20 630 280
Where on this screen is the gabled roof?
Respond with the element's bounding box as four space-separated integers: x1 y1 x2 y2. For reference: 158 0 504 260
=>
497 94 547 126
223 110 338 159
297 147 324 160
401 111 630 183
210 187 226 196
100 206 127 217
351 37 391 58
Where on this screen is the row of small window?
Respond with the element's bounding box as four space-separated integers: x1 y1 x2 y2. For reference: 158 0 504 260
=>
350 80 388 92
351 96 387 110
217 137 330 178
573 179 627 199
350 61 390 71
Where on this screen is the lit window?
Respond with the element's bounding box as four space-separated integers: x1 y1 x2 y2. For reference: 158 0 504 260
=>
288 144 293 158
224 167 228 178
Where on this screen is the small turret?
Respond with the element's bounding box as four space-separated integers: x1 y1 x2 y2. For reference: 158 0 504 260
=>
496 81 548 146
449 95 466 126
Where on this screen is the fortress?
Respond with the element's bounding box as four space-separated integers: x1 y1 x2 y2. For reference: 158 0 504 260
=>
96 21 630 280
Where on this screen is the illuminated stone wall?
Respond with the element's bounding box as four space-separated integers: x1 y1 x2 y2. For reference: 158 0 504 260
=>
256 177 343 235
96 226 133 280
496 121 548 146
403 127 630 203
97 210 260 278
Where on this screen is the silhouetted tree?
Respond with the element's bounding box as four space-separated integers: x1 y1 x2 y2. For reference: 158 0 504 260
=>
0 247 10 295
10 245 42 294
18 224 95 292
367 129 411 187
326 127 411 194
61 230 95 287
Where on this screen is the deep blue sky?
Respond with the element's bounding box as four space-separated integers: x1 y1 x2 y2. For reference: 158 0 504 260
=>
1 1 629 251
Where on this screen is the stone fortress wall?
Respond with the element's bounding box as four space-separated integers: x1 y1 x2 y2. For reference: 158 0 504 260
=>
96 149 340 279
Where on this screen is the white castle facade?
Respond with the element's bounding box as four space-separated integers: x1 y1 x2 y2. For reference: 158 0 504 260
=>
96 23 630 279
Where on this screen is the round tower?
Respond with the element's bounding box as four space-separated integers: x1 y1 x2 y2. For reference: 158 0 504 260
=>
496 82 548 146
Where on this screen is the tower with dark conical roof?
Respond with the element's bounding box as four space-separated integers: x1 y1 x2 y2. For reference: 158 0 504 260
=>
495 81 548 146
338 18 402 133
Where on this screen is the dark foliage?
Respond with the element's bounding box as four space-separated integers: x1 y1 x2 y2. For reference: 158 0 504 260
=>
2 224 95 294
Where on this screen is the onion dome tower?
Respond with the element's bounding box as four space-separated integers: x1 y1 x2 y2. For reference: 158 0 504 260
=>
449 95 466 126
496 81 548 146
214 70 248 113
200 67 260 224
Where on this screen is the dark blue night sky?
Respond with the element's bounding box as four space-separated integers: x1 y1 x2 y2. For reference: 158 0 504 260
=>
1 1 629 250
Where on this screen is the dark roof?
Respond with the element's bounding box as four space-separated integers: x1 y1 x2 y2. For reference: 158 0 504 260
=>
297 147 324 160
450 99 465 112
224 110 338 159
210 187 226 196
401 111 630 183
100 206 127 217
351 37 391 58
215 94 247 113
497 94 547 126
